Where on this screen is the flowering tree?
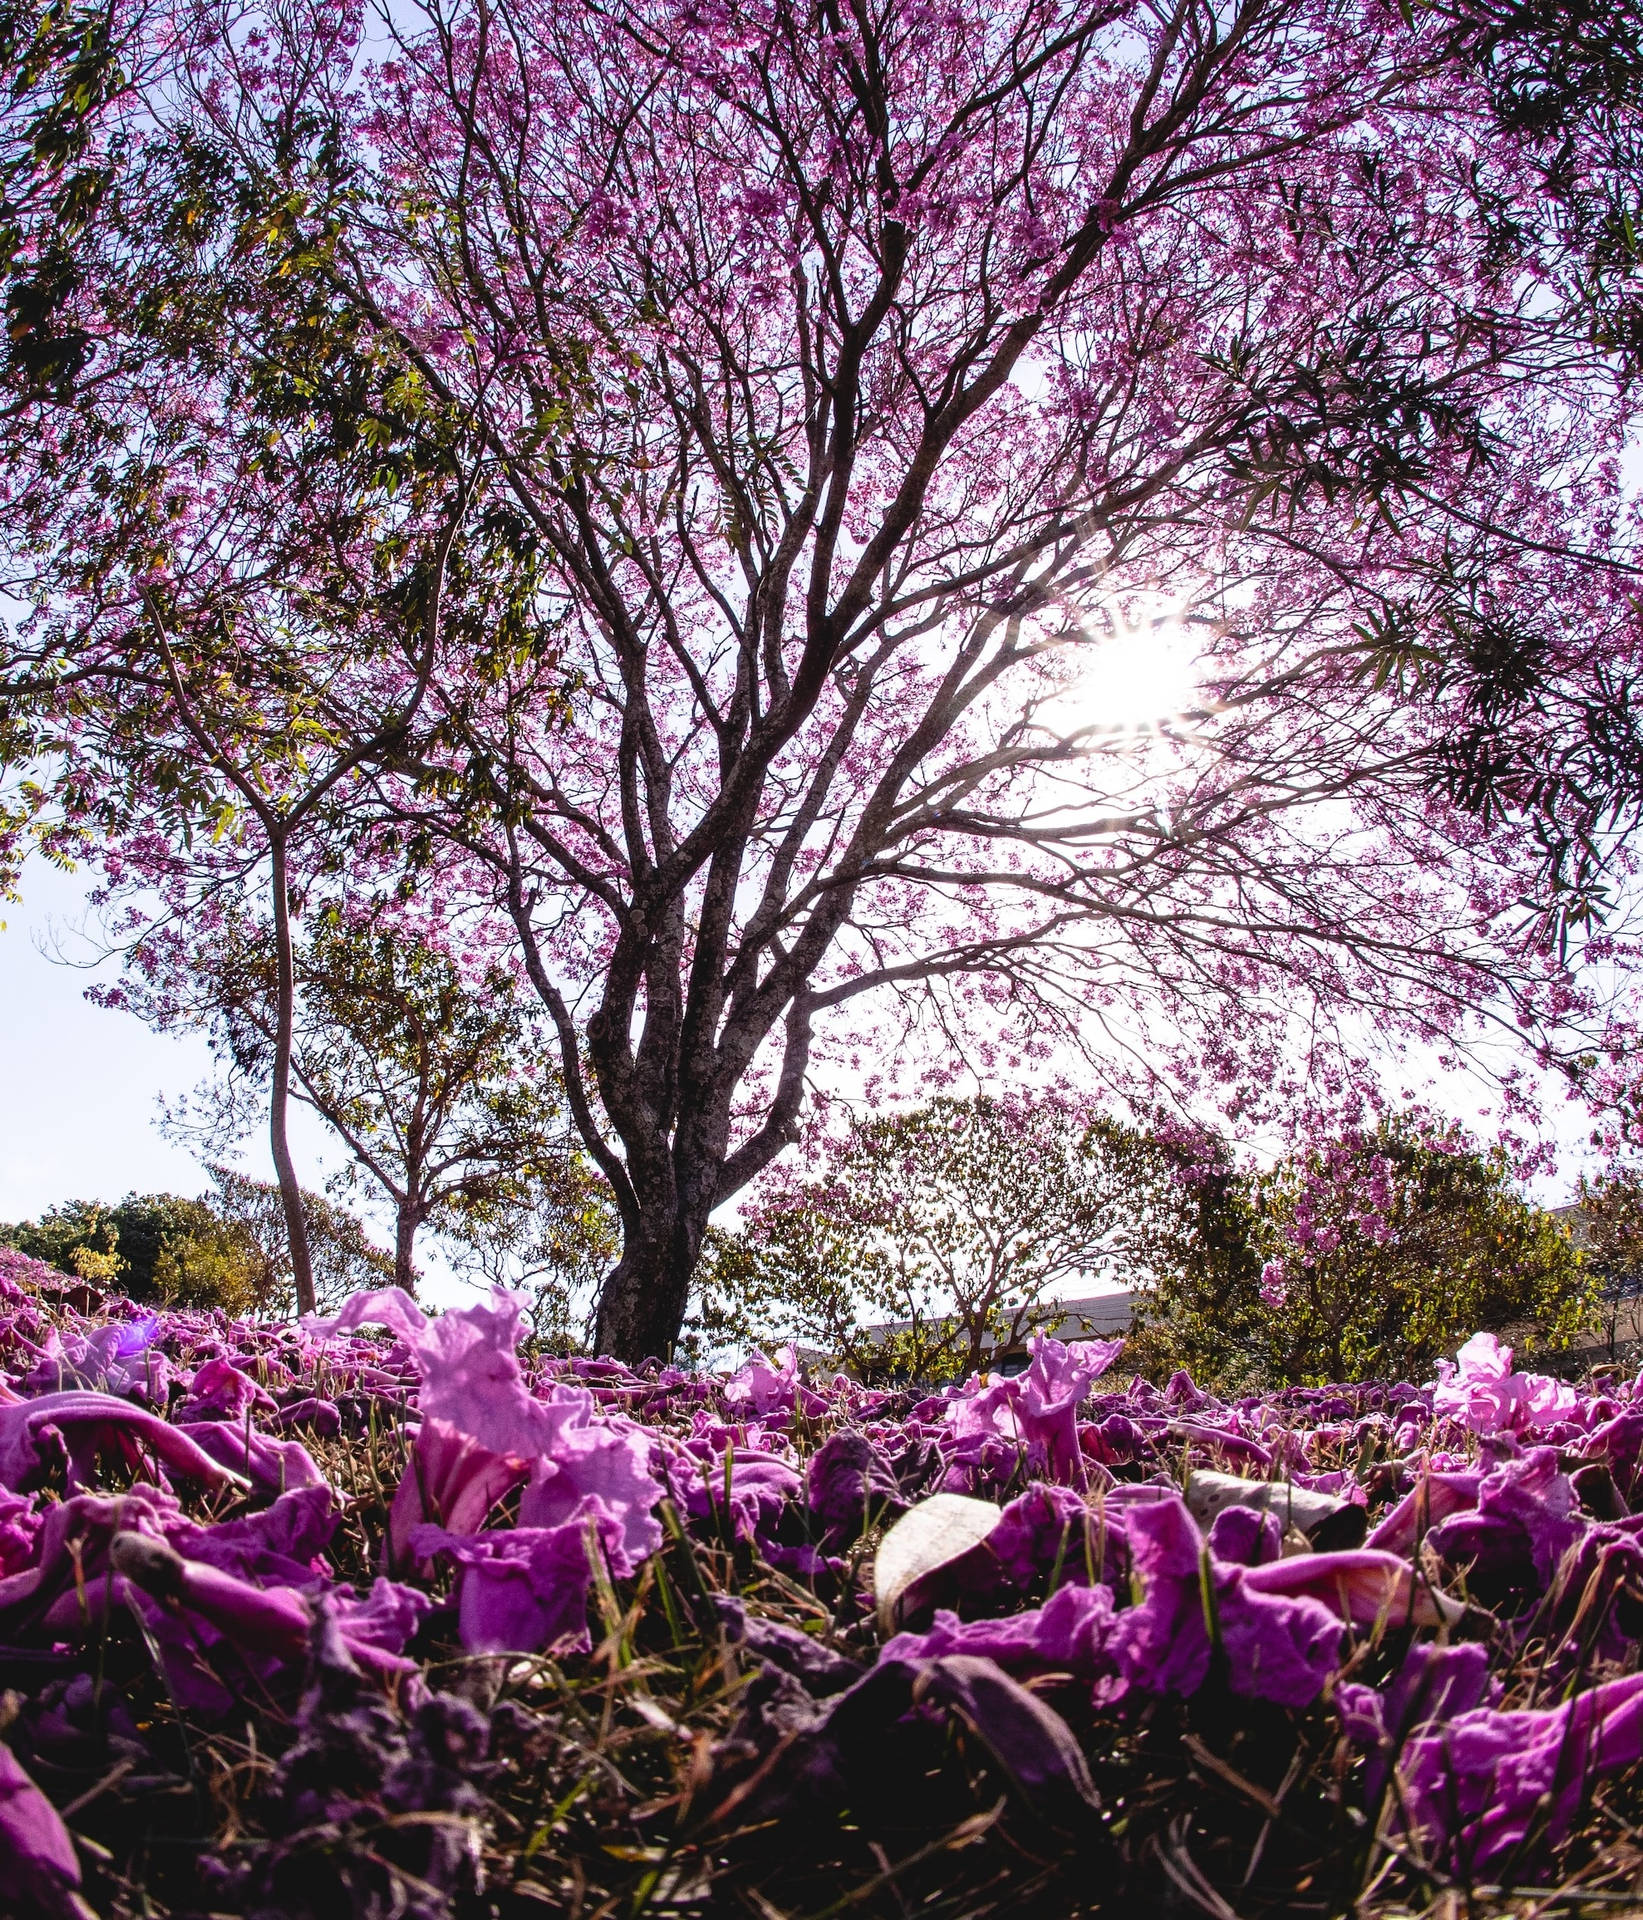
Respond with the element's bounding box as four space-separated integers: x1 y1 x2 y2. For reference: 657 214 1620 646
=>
0 0 544 1309
1134 1113 1594 1385
3 0 1642 1356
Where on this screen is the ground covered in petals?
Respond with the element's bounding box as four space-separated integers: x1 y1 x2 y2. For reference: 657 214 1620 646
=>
0 1247 1640 1918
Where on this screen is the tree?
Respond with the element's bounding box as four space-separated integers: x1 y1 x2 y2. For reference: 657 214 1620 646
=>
442 1173 621 1349
4 0 1642 1359
114 892 612 1292
697 1098 1192 1377
205 1165 397 1316
1572 1163 1643 1356
0 1193 260 1306
0 0 531 1310
1134 1114 1595 1386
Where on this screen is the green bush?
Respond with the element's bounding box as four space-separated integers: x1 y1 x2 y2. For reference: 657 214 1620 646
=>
0 1193 264 1311
1 1173 395 1318
1131 1114 1594 1387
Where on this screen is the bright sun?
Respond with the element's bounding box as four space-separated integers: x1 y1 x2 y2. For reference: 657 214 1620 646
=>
1042 595 1203 735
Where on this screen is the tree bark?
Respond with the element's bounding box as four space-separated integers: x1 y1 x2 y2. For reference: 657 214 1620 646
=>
394 1201 418 1294
268 834 317 1316
593 1188 711 1362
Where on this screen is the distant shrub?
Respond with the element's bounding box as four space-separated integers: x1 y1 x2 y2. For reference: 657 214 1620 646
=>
0 1194 262 1311
0 1173 394 1318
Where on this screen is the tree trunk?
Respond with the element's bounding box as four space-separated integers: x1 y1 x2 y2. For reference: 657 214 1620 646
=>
594 1198 708 1363
394 1202 418 1295
268 835 317 1316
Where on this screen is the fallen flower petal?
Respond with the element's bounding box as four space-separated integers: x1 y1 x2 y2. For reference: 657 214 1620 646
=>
1244 1549 1465 1629
0 1739 84 1918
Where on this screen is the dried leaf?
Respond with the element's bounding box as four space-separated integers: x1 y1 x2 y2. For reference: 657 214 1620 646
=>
874 1493 1003 1632
1186 1471 1360 1545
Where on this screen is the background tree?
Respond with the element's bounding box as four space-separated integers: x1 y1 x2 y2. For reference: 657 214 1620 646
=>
1572 1163 1643 1356
0 1194 255 1303
204 1164 397 1315
4 0 1643 1359
0 1171 395 1315
114 893 609 1292
0 1 541 1308
1134 1114 1594 1387
695 1097 1189 1377
439 1166 621 1349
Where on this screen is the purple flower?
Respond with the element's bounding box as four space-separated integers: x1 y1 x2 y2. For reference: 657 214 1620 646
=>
20 1320 167 1403
0 1490 39 1578
171 1484 338 1588
110 1531 427 1712
883 1581 1115 1677
1425 1447 1584 1586
723 1346 825 1418
1365 1467 1485 1556
806 1430 904 1552
0 1391 249 1495
1398 1671 1643 1872
313 1289 663 1575
984 1481 1125 1592
0 1488 184 1639
1207 1503 1282 1567
179 1419 328 1495
944 1335 1121 1486
516 1388 663 1575
715 1596 863 1694
1107 1495 1343 1709
178 1358 275 1424
1583 1407 1643 1500
0 1740 82 1918
1432 1333 1580 1437
666 1438 803 1554
310 1286 553 1459
412 1514 614 1656
1243 1549 1463 1629
388 1417 529 1568
331 1576 435 1657
1015 1335 1124 1480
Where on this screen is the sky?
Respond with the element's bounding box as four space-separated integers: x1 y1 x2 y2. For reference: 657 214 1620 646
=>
0 858 480 1306
0 858 337 1217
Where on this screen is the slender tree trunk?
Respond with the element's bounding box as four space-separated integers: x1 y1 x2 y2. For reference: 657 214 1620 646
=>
394 1202 418 1294
268 834 317 1315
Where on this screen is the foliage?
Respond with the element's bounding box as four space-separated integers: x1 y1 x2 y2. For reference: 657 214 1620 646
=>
204 1165 396 1316
120 894 614 1295
0 1191 264 1312
1575 1163 1643 1283
1572 1162 1643 1352
0 0 543 1309
3 0 1642 1358
438 1154 621 1350
0 1176 395 1317
1135 1115 1595 1387
1115 1141 1269 1390
692 1099 1191 1377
